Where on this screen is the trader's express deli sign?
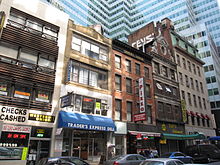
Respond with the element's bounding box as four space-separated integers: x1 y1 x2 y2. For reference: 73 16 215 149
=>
0 105 28 123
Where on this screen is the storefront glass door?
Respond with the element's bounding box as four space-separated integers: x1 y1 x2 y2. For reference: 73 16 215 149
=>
27 140 50 165
72 138 81 158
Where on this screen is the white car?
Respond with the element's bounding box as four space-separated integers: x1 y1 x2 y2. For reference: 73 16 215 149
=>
140 158 185 165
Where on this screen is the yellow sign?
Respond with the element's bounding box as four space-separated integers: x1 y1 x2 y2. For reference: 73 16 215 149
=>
29 113 55 123
21 147 28 160
96 102 101 109
159 139 167 144
161 123 166 131
181 100 187 123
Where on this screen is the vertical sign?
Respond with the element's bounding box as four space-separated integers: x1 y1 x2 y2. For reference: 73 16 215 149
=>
181 100 187 123
0 11 6 38
139 77 146 113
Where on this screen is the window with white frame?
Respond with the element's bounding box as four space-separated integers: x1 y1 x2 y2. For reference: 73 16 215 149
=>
67 60 108 89
71 34 108 62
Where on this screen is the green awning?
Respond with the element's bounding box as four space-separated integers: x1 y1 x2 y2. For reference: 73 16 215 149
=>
162 133 205 140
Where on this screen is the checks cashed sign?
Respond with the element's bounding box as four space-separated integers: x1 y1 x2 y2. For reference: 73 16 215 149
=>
0 105 28 123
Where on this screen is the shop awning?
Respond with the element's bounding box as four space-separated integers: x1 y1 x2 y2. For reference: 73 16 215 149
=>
58 111 116 131
162 133 205 140
129 131 161 137
209 136 220 140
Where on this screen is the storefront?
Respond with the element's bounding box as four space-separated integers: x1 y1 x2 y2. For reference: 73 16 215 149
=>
57 110 116 162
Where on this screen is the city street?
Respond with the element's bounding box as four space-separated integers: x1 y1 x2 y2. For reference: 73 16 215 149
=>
209 161 220 165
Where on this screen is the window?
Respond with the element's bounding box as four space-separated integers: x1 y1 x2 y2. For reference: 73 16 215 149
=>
0 81 8 96
135 63 140 75
187 93 192 105
144 67 149 79
200 82 204 93
193 95 197 107
198 96 202 108
206 76 217 84
182 58 186 69
195 80 199 91
125 59 131 72
181 90 185 100
68 60 108 89
135 80 139 96
176 54 181 66
185 75 189 87
19 48 38 64
72 34 108 62
35 89 50 103
154 62 160 74
197 66 201 76
127 101 132 122
126 78 132 93
179 72 183 84
192 64 196 74
187 61 191 72
115 75 122 91
190 78 194 89
38 54 55 69
191 116 195 125
162 66 168 77
82 97 95 114
0 41 18 59
146 84 151 98
115 99 121 120
197 117 200 126
170 69 175 80
115 55 121 69
147 105 152 124
208 88 219 96
14 85 31 99
203 98 206 109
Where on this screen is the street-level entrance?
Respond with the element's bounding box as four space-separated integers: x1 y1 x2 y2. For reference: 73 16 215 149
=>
27 139 50 165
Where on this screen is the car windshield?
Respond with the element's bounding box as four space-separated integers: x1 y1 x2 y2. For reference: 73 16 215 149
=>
160 153 171 158
142 161 164 165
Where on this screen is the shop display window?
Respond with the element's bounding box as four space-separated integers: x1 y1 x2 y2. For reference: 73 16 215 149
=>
0 81 8 96
36 89 50 103
14 85 31 99
82 97 95 114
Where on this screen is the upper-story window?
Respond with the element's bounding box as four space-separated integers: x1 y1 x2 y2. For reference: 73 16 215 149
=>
67 60 108 89
162 66 168 77
126 78 132 94
125 59 131 72
0 41 56 71
176 54 181 66
9 8 59 41
182 58 186 69
187 61 191 72
192 64 196 74
154 62 160 74
115 55 121 69
144 67 149 79
72 34 108 62
170 69 175 80
135 63 141 75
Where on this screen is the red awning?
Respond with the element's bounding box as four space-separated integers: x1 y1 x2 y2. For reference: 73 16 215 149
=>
190 111 196 116
129 131 161 137
200 113 206 119
186 110 191 115
195 112 201 118
205 114 210 120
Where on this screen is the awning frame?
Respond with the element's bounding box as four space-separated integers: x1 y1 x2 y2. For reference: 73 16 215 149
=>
129 131 161 137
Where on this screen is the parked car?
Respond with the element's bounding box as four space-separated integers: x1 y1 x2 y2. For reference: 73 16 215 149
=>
139 158 185 165
37 156 90 165
104 154 146 165
160 152 193 163
185 144 220 163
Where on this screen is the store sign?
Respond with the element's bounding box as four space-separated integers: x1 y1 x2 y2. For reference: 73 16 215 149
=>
0 105 28 123
61 93 73 108
131 33 154 49
134 113 146 122
138 77 146 113
0 132 29 147
2 124 31 133
181 100 187 123
28 113 55 123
